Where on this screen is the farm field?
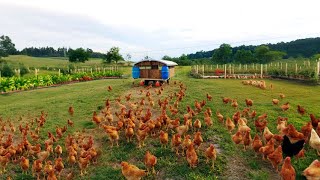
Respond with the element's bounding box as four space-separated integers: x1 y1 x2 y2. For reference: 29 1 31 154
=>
2 55 104 69
1 66 320 179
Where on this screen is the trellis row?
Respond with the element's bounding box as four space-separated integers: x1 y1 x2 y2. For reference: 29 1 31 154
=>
191 60 320 79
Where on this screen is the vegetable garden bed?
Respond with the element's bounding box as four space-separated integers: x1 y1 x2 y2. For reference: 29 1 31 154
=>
0 71 123 93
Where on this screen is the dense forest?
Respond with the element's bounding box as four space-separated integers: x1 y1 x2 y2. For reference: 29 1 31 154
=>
20 47 105 59
186 37 320 59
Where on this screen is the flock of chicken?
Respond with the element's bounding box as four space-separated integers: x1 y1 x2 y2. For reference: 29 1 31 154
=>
1 79 320 180
0 107 101 180
100 82 320 180
90 83 219 180
225 87 320 179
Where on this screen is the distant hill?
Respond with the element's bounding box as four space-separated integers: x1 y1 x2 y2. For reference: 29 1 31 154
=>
187 37 320 59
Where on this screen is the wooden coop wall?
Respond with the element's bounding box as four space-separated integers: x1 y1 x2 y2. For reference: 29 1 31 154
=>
136 61 176 79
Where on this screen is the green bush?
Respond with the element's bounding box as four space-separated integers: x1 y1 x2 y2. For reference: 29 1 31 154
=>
1 63 14 77
19 63 29 76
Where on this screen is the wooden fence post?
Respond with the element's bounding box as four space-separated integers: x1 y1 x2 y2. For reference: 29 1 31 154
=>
58 69 61 76
285 63 288 76
229 64 231 74
203 65 205 77
265 64 268 74
260 64 263 78
196 65 199 74
316 61 320 78
295 64 298 74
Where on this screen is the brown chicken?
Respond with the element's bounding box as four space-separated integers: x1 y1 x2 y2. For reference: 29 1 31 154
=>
54 158 64 177
216 111 224 123
20 156 29 174
245 99 253 107
159 130 169 148
259 139 275 160
232 131 243 145
193 132 203 149
37 150 50 162
0 152 11 173
263 127 274 143
193 119 201 132
144 151 157 174
255 119 267 133
182 135 192 155
280 157 296 180
55 145 62 158
205 144 217 169
301 122 312 141
279 93 286 99
267 146 283 171
32 159 43 180
107 85 112 92
297 105 306 115
137 127 150 148
105 128 119 147
125 127 134 142
296 149 305 159
283 124 304 143
186 143 198 168
206 93 212 101
171 134 182 155
310 114 320 129
243 130 252 150
252 134 263 156
281 102 290 111
79 155 91 176
222 97 231 104
121 161 147 180
231 99 238 109
272 99 280 105
44 161 54 178
67 119 74 127
68 106 74 116
303 159 320 180
226 117 235 133
47 170 57 180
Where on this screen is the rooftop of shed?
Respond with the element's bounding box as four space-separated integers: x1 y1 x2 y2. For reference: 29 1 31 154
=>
134 59 178 66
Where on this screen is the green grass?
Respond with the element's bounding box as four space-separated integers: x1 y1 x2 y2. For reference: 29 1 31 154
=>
2 55 103 68
0 66 320 179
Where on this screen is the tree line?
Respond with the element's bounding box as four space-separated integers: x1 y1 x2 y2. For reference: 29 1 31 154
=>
186 37 320 60
0 35 124 64
163 37 320 65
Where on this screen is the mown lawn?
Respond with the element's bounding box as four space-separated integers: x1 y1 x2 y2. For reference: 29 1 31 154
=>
0 66 319 179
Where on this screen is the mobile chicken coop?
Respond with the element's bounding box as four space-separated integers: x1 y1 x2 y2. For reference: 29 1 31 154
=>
132 59 178 85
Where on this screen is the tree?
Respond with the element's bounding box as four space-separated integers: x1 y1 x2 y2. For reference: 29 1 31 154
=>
68 48 91 63
254 45 270 63
179 54 188 60
126 54 132 61
212 43 232 64
162 55 172 60
104 47 124 63
0 63 14 77
0 35 17 58
254 45 286 63
233 49 255 64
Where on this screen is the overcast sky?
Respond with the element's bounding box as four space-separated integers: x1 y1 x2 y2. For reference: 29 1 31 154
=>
0 0 320 60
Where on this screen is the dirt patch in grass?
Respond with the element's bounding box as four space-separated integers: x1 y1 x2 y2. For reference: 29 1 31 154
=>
223 155 249 180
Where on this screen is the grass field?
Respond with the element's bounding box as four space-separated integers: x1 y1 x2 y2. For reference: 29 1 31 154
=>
1 66 320 179
2 55 104 69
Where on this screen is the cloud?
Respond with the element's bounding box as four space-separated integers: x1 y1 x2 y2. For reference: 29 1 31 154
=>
0 0 320 60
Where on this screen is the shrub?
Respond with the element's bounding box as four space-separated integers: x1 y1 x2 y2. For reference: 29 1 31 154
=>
19 63 29 76
1 63 14 77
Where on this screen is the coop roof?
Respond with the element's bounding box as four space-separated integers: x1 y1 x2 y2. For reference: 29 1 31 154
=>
134 59 178 66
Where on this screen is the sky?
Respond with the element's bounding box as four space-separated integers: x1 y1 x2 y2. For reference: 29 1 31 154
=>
0 0 320 60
